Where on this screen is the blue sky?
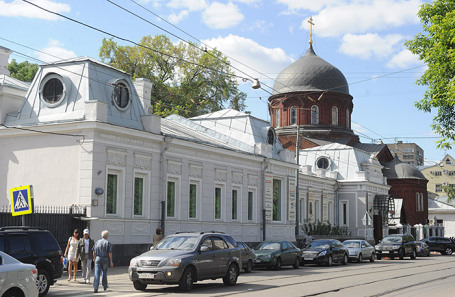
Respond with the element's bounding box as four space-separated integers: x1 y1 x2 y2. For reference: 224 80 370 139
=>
1 0 451 164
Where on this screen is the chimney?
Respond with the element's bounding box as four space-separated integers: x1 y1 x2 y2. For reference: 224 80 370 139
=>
133 78 153 114
0 46 12 76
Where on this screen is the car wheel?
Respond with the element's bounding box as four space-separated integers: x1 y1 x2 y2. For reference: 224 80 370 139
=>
133 280 147 291
223 263 239 286
410 249 417 260
445 247 453 255
293 257 300 269
357 253 363 263
398 249 404 260
370 253 375 263
244 260 253 273
36 269 50 297
3 288 24 297
274 258 282 270
342 254 348 265
327 255 333 267
179 267 195 292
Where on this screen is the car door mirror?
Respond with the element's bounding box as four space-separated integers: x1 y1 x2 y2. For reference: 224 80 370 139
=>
200 245 210 252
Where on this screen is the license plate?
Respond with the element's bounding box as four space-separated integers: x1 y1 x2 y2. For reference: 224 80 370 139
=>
304 257 313 261
382 251 389 254
138 273 155 279
255 259 261 263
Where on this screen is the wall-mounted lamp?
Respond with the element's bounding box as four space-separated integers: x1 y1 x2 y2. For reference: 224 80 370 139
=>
95 188 104 195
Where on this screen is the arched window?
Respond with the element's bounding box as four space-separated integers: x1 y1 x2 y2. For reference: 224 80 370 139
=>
311 105 319 125
290 106 297 125
346 108 350 128
267 128 276 145
275 109 280 127
332 106 338 125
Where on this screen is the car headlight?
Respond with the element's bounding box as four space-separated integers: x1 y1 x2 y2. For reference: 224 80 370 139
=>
129 258 138 267
162 258 182 267
318 250 327 256
375 245 381 250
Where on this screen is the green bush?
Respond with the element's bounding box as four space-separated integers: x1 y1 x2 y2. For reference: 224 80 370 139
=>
302 221 350 236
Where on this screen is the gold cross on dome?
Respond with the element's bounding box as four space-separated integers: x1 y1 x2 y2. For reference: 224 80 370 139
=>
308 17 315 45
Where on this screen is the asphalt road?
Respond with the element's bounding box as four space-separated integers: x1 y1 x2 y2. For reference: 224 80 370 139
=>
47 253 455 297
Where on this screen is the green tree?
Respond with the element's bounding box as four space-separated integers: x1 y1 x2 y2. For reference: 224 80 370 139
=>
8 59 38 82
405 0 455 149
442 185 455 203
99 35 246 118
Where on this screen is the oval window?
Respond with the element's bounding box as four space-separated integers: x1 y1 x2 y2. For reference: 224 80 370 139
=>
40 74 67 107
113 82 130 109
317 157 330 170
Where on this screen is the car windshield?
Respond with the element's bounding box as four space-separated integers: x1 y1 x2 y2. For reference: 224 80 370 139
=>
343 241 360 248
258 242 281 250
308 241 330 249
382 237 402 243
156 236 198 250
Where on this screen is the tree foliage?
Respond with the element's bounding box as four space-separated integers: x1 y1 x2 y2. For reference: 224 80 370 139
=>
99 35 246 118
442 185 455 203
405 0 455 149
8 59 38 82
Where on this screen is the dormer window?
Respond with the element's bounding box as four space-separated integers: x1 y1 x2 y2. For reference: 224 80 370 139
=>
267 128 276 145
40 73 66 107
316 156 330 170
112 80 130 110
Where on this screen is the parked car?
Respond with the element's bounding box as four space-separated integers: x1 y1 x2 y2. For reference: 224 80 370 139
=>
301 239 348 266
237 242 255 273
253 241 301 270
128 232 241 292
416 241 430 257
0 251 39 297
375 234 417 260
421 236 455 255
0 226 63 297
342 240 375 263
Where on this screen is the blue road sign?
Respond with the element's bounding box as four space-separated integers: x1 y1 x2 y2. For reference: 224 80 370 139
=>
10 185 33 216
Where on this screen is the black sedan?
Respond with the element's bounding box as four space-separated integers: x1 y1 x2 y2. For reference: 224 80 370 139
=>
301 239 348 266
422 237 455 255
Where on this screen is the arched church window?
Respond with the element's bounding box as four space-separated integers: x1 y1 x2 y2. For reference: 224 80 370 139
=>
290 106 297 125
275 109 280 127
332 106 338 125
346 108 350 128
311 105 319 125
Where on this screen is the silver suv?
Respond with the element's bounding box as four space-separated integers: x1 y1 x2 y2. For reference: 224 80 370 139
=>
128 232 241 292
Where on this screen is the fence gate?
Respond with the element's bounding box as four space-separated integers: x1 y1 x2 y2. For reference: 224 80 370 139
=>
0 205 87 251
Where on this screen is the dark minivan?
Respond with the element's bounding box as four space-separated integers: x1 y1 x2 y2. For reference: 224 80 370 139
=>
375 234 417 260
0 226 63 296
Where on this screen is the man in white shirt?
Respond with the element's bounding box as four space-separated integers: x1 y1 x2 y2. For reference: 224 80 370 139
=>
77 228 95 284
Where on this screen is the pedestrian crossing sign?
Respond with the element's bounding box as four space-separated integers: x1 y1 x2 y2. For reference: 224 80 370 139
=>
10 185 33 216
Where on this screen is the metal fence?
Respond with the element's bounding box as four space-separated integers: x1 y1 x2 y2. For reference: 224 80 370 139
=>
0 205 87 250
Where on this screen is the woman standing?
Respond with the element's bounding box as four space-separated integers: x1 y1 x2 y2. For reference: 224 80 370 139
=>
64 229 80 281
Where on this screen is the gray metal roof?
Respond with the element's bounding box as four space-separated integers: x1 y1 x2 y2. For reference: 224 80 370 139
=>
272 45 349 96
382 158 427 180
0 74 30 91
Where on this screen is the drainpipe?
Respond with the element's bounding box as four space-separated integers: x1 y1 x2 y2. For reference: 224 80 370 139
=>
261 158 270 241
159 137 172 236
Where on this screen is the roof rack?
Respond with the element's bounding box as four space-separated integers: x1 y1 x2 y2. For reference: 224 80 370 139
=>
0 226 44 231
200 231 225 234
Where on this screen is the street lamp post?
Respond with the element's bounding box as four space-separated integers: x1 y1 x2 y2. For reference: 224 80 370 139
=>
295 124 300 239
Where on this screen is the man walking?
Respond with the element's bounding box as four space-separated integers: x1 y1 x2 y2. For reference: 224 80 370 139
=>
92 230 113 293
77 229 94 284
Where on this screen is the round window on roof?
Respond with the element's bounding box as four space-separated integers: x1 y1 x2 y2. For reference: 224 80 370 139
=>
112 81 130 110
316 157 330 170
40 74 66 107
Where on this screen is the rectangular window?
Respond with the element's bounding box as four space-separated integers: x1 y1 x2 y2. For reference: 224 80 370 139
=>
248 191 253 221
106 174 118 215
133 176 144 216
215 187 222 220
435 184 442 192
167 181 175 217
232 189 238 220
340 201 348 226
272 179 281 221
435 171 442 176
449 171 455 176
189 184 197 219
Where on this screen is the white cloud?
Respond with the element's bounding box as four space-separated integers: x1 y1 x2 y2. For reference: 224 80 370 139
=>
203 34 291 80
35 40 76 63
0 0 70 20
167 0 207 11
277 0 340 12
233 0 261 4
386 49 422 69
168 10 189 23
300 0 422 38
339 33 404 59
202 2 244 29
